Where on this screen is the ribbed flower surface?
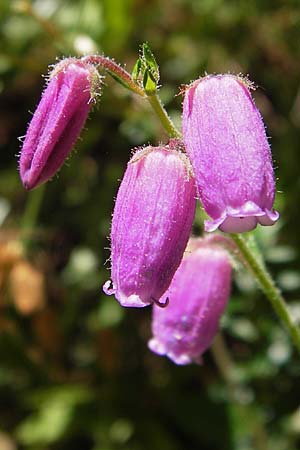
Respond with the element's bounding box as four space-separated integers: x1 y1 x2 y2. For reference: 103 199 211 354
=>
148 239 232 364
182 74 279 233
103 145 197 308
19 59 98 190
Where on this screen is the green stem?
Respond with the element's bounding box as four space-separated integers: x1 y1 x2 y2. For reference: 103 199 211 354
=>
230 233 300 352
83 55 182 138
146 93 181 139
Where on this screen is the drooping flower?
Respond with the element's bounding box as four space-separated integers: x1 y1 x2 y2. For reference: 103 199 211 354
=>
148 238 232 365
103 143 196 308
19 58 99 190
182 74 279 233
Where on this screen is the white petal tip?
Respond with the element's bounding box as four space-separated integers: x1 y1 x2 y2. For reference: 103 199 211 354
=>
205 203 279 233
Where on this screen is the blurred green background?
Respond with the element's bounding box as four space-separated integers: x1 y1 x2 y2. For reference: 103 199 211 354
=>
1 0 300 449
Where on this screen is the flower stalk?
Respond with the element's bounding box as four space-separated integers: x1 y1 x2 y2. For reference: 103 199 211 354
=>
82 55 181 138
230 233 300 352
146 93 181 139
81 55 145 97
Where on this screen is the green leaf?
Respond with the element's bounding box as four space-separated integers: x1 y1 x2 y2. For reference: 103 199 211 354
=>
131 57 143 82
143 68 157 95
141 42 159 83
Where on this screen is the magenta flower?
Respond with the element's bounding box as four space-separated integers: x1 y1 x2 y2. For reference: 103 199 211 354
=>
148 238 232 365
19 58 99 190
182 74 279 233
103 143 196 308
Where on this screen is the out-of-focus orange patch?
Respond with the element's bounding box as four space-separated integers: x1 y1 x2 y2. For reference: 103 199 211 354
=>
9 260 45 315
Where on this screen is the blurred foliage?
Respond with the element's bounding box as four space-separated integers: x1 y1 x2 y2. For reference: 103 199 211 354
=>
1 0 300 449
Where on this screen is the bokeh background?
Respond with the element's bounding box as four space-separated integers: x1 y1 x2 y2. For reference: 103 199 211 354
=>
1 0 300 449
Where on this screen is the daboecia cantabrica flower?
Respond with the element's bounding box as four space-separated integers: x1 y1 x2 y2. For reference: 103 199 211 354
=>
148 238 232 365
19 58 99 190
103 143 197 308
182 74 279 233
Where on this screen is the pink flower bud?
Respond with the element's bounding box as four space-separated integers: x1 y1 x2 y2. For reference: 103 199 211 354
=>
148 238 232 365
182 74 279 233
19 58 99 190
103 143 196 308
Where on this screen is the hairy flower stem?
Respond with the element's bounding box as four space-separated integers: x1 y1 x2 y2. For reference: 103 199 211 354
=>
230 233 300 353
81 55 145 97
146 93 181 139
82 55 181 139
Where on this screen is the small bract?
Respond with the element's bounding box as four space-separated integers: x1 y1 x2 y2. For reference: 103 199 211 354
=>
104 143 196 307
182 74 279 233
148 238 232 365
19 58 99 190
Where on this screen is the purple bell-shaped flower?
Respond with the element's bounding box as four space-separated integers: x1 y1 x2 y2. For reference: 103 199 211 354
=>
104 143 196 307
148 238 232 365
182 74 279 233
19 58 99 190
